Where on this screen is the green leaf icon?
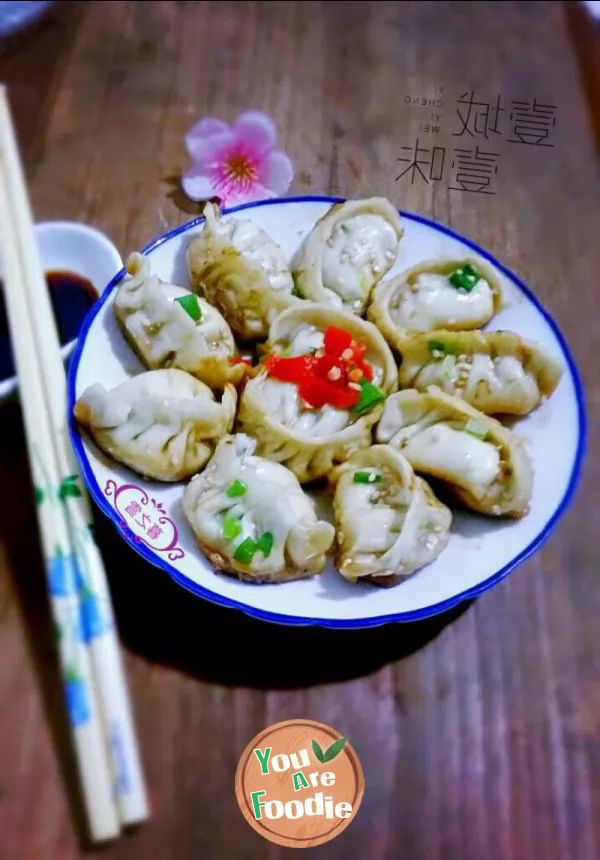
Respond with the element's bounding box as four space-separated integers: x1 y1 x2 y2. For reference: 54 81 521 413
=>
312 740 325 764
59 476 82 500
34 486 44 505
323 737 347 762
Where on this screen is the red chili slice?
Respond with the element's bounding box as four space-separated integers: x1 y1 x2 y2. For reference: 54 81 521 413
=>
299 375 360 410
263 328 376 411
263 354 313 383
323 326 353 356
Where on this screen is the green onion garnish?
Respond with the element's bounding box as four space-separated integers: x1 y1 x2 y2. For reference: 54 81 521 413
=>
291 285 303 298
427 339 446 357
464 418 487 440
175 294 203 321
353 471 382 484
233 537 258 565
427 339 458 358
352 379 386 415
448 264 481 293
226 479 247 498
256 532 274 558
222 514 242 540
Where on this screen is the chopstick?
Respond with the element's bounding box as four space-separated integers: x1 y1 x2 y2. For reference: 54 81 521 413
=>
0 86 148 839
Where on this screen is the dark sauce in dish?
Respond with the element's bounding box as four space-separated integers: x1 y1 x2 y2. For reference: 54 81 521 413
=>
0 270 97 381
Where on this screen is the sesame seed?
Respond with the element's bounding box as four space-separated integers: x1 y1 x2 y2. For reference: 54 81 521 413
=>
341 348 354 361
327 366 342 381
349 382 361 391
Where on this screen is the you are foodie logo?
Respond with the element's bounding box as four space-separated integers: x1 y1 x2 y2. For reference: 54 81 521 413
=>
235 719 364 848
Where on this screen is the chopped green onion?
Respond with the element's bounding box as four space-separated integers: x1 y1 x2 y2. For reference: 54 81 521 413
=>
226 479 247 498
222 514 242 540
175 294 203 321
233 537 258 565
464 418 488 439
358 275 369 296
352 379 386 415
255 532 274 558
427 338 458 358
427 339 446 357
353 471 382 484
291 285 303 298
448 264 481 293
441 354 456 379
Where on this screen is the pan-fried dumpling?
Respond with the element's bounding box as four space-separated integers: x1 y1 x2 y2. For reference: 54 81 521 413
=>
376 386 533 518
187 202 296 340
113 253 248 388
396 329 564 416
368 256 503 347
291 197 404 314
328 445 451 587
73 369 236 482
238 303 398 482
183 434 335 582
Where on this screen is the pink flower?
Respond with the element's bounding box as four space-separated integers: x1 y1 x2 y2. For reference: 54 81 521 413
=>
182 111 294 207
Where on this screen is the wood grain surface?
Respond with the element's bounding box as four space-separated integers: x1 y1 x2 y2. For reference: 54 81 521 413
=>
0 2 598 858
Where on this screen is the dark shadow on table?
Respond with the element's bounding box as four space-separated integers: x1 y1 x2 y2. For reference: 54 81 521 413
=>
92 505 472 691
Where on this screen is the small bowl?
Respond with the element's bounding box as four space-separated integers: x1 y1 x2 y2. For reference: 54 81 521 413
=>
0 220 122 401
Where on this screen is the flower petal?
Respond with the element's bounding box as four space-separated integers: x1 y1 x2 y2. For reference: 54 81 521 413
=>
233 111 277 155
181 170 219 201
258 150 294 195
222 182 276 208
185 129 235 165
186 116 230 145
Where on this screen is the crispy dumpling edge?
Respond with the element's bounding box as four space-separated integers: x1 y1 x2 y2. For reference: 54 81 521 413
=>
113 252 249 389
328 444 452 587
367 255 505 348
237 303 399 483
182 434 335 583
74 370 238 483
396 328 564 415
375 385 534 518
186 201 297 341
291 197 404 313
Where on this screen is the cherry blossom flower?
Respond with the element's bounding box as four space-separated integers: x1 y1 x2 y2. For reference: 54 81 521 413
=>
182 111 294 207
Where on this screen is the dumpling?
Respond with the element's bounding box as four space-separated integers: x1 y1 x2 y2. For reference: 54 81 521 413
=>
73 369 237 482
291 197 404 314
328 445 451 587
183 434 335 583
397 329 564 416
368 256 503 346
113 253 249 388
238 303 398 482
187 202 296 340
375 386 533 518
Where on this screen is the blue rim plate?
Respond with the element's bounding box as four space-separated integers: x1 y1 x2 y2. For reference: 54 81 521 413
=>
67 196 586 629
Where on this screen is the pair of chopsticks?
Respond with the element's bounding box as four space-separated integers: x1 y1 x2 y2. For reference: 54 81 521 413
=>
0 86 148 842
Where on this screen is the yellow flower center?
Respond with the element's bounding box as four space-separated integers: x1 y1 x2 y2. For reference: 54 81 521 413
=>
224 151 257 185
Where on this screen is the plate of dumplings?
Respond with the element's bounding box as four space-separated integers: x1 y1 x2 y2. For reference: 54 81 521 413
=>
68 195 585 628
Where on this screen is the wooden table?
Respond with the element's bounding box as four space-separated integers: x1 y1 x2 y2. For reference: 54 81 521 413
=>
0 2 598 857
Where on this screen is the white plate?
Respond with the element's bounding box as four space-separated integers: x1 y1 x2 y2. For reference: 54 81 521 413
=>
67 196 585 628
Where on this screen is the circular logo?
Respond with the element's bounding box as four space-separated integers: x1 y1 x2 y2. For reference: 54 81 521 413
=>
235 719 364 848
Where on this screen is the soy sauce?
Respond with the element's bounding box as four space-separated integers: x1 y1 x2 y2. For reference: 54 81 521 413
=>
0 270 97 381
